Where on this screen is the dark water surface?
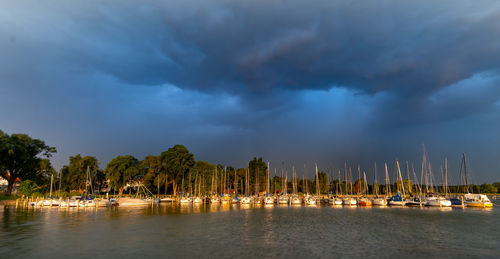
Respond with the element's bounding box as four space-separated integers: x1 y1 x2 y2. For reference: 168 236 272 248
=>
1 202 499 258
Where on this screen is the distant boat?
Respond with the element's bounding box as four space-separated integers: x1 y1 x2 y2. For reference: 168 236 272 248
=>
291 195 302 205
240 196 253 204
180 196 193 203
240 166 252 204
372 162 387 206
342 197 357 206
117 197 150 206
388 193 405 206
278 164 289 204
264 162 274 205
358 171 372 207
290 168 302 205
465 194 493 208
389 160 406 206
425 193 451 207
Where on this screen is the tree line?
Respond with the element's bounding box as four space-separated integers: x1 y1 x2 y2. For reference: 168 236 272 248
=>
1 130 499 197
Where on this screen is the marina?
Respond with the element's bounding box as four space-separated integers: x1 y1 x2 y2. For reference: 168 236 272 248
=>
1 200 499 258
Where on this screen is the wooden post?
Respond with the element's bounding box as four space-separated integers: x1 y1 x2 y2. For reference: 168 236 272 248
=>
15 199 19 208
67 198 70 208
461 196 464 209
96 199 98 208
77 199 80 208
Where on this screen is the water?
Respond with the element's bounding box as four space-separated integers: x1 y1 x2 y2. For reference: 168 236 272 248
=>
1 202 499 258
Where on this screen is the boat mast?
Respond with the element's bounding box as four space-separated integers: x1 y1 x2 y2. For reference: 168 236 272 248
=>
234 169 238 197
444 157 448 197
396 160 405 198
463 153 469 193
373 162 378 196
285 170 288 195
349 166 353 196
255 168 259 196
281 162 285 195
315 164 320 200
357 165 361 197
58 168 62 197
49 172 53 198
385 162 391 196
344 162 348 197
267 162 270 196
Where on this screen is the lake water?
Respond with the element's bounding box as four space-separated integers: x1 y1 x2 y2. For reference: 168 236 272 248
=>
1 202 499 258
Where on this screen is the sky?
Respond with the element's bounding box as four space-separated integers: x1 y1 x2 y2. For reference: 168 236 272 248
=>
1 0 500 184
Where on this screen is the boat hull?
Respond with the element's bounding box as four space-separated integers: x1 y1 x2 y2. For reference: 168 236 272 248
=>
372 198 387 206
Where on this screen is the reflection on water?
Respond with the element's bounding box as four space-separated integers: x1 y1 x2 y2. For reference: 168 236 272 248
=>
1 202 499 258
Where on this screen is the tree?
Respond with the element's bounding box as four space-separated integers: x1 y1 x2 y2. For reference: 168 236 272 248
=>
18 180 37 197
161 145 195 196
61 154 99 192
0 131 56 195
105 155 140 195
480 184 498 194
248 157 267 193
318 171 329 194
141 155 163 192
192 160 216 195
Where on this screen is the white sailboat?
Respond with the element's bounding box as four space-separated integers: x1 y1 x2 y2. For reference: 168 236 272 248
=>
278 163 289 204
240 167 253 204
342 164 357 206
388 160 405 206
305 164 320 206
290 167 302 205
264 162 274 205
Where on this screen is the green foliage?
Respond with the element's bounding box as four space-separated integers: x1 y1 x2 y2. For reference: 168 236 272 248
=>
0 131 56 194
61 154 99 192
141 155 163 191
161 145 195 195
105 155 140 195
248 157 267 193
479 184 498 194
493 182 500 192
18 180 37 196
314 171 329 194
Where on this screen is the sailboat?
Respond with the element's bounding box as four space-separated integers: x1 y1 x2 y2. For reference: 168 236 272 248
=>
426 158 451 207
305 164 319 205
278 163 289 204
290 168 302 205
253 168 263 205
240 167 253 204
231 169 240 204
41 171 60 206
450 153 468 207
388 160 406 206
342 164 357 206
179 173 192 203
221 167 232 204
406 161 424 207
193 173 203 203
117 179 154 206
329 169 343 205
79 166 98 207
358 170 372 207
264 162 274 205
372 162 387 206
456 153 493 208
209 168 220 204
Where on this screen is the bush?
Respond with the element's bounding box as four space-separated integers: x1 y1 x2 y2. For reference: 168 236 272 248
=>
18 180 37 197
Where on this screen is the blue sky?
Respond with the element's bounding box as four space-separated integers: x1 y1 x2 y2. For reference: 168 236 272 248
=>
1 0 500 183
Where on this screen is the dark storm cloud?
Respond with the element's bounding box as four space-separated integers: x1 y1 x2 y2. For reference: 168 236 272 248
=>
1 0 500 182
5 1 500 99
